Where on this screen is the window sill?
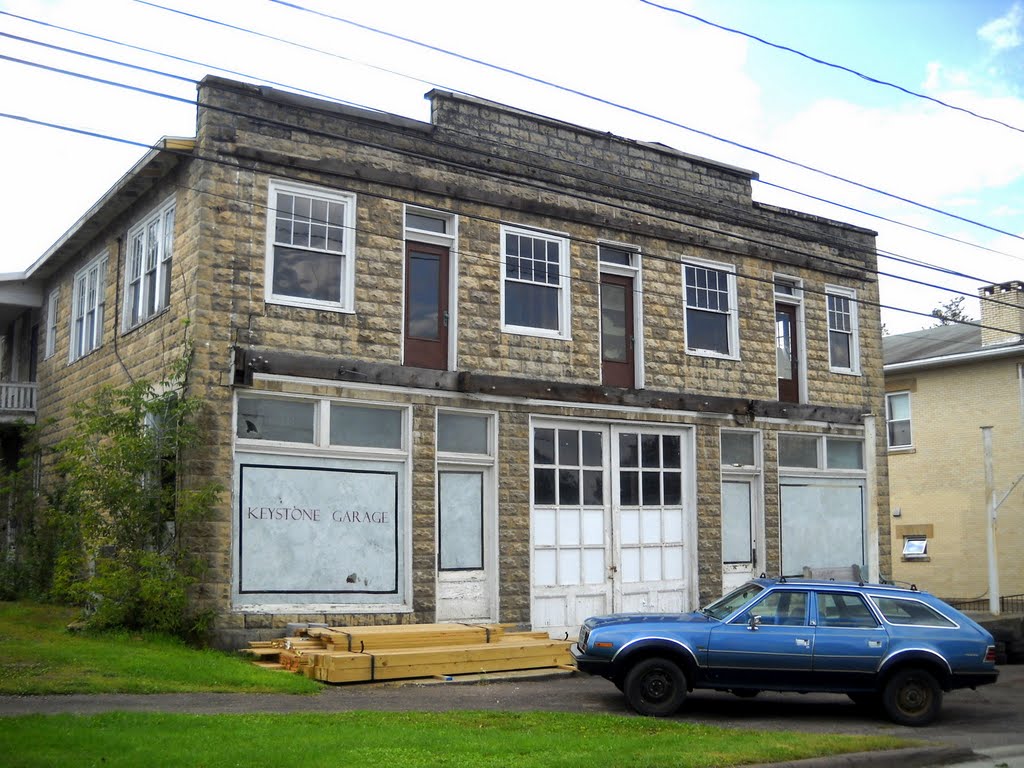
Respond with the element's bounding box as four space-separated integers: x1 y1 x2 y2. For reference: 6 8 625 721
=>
687 349 740 362
122 306 172 336
887 446 916 455
500 324 571 341
829 367 862 376
901 556 931 563
266 297 355 314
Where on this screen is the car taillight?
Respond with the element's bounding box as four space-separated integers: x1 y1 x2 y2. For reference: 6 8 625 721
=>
985 645 996 663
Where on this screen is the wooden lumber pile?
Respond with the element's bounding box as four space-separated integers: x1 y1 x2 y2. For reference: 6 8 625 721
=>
243 622 573 684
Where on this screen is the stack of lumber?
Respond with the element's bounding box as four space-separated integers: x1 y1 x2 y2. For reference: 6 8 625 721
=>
244 622 574 684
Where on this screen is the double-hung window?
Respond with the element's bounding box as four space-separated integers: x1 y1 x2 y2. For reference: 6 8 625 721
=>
684 260 738 358
70 253 108 362
124 197 175 329
266 179 356 311
500 225 571 339
44 288 59 359
885 391 912 448
826 286 859 374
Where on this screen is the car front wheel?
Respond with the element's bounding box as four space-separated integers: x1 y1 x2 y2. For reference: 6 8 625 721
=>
882 668 942 727
623 657 687 717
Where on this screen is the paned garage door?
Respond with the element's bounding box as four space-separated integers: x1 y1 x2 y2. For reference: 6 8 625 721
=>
531 422 695 635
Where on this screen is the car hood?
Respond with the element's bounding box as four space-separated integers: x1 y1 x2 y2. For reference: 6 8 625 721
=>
583 611 712 630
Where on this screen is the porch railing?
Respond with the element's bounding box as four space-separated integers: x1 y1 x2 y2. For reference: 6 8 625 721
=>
0 382 37 412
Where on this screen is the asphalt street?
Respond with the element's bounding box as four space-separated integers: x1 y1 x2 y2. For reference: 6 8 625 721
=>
2 664 1023 766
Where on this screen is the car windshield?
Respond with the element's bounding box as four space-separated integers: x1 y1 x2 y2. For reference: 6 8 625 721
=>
702 583 764 620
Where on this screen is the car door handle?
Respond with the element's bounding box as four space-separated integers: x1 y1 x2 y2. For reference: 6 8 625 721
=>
795 638 810 647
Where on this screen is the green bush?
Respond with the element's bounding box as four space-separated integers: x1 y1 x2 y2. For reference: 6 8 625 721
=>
1 348 218 639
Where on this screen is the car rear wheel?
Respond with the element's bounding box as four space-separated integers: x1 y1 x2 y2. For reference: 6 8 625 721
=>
882 668 942 727
623 657 687 717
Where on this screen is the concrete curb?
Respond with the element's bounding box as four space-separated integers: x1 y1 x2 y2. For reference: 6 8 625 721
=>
748 746 976 768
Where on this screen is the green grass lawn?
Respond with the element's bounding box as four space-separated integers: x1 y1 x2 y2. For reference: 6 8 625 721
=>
0 601 319 694
0 602 915 766
0 710 912 768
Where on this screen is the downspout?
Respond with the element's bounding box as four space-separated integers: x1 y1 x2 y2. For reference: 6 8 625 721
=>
863 414 879 583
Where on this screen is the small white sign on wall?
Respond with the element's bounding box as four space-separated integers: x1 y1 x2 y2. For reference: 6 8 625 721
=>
238 463 398 595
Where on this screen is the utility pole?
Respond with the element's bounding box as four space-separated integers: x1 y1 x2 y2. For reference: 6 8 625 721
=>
981 427 1000 615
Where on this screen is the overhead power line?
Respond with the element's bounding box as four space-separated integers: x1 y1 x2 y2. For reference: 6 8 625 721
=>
2 39 1020 315
244 0 1024 244
5 12 1020 280
639 0 1024 137
3 106 1019 338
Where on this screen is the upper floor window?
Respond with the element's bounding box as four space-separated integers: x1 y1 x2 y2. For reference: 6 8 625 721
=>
826 286 859 374
885 391 912 449
684 260 738 358
266 179 356 312
44 288 59 359
70 253 108 362
124 197 175 330
500 225 571 339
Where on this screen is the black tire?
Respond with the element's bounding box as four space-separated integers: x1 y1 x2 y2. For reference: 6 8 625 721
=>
623 657 687 717
882 668 943 727
731 689 760 698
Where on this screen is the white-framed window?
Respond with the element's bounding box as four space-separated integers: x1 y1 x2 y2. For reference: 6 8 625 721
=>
684 259 739 358
124 197 175 330
500 225 571 339
266 179 356 312
885 391 913 449
826 286 860 374
44 288 59 359
778 433 864 471
69 252 108 362
901 537 929 560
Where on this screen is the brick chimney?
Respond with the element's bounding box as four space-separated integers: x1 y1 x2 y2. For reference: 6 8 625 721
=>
978 280 1024 346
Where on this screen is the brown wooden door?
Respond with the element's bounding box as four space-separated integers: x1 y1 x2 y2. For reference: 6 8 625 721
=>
601 273 634 388
404 243 449 370
776 303 799 403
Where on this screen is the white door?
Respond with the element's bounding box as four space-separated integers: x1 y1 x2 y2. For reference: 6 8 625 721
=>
436 469 493 621
530 422 696 636
531 425 613 636
721 479 758 593
612 426 694 614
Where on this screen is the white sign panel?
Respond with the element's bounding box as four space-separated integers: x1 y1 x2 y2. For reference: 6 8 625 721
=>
238 463 398 595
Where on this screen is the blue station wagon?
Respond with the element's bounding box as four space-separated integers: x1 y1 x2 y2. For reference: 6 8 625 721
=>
571 578 998 726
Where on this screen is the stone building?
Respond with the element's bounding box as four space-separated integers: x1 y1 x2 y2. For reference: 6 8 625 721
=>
884 281 1024 603
0 76 889 647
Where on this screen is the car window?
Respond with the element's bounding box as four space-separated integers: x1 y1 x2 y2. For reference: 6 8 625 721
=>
816 592 879 628
703 583 764 620
873 597 957 627
731 590 808 626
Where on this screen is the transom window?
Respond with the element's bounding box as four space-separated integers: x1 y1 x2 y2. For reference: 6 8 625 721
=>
684 261 738 357
778 433 864 470
266 179 356 311
124 197 175 329
70 253 107 362
826 287 859 374
886 392 912 448
236 396 405 451
501 225 570 338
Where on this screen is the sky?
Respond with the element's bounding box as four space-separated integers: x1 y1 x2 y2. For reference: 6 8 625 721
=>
1 0 1022 335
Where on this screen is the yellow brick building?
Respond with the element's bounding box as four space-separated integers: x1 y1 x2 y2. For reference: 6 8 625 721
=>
1 77 891 647
884 281 1024 604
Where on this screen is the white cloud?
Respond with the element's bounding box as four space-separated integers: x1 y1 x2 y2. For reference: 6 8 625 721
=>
978 2 1023 52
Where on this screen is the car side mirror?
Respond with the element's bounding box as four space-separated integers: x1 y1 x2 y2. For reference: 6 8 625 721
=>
747 614 761 631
